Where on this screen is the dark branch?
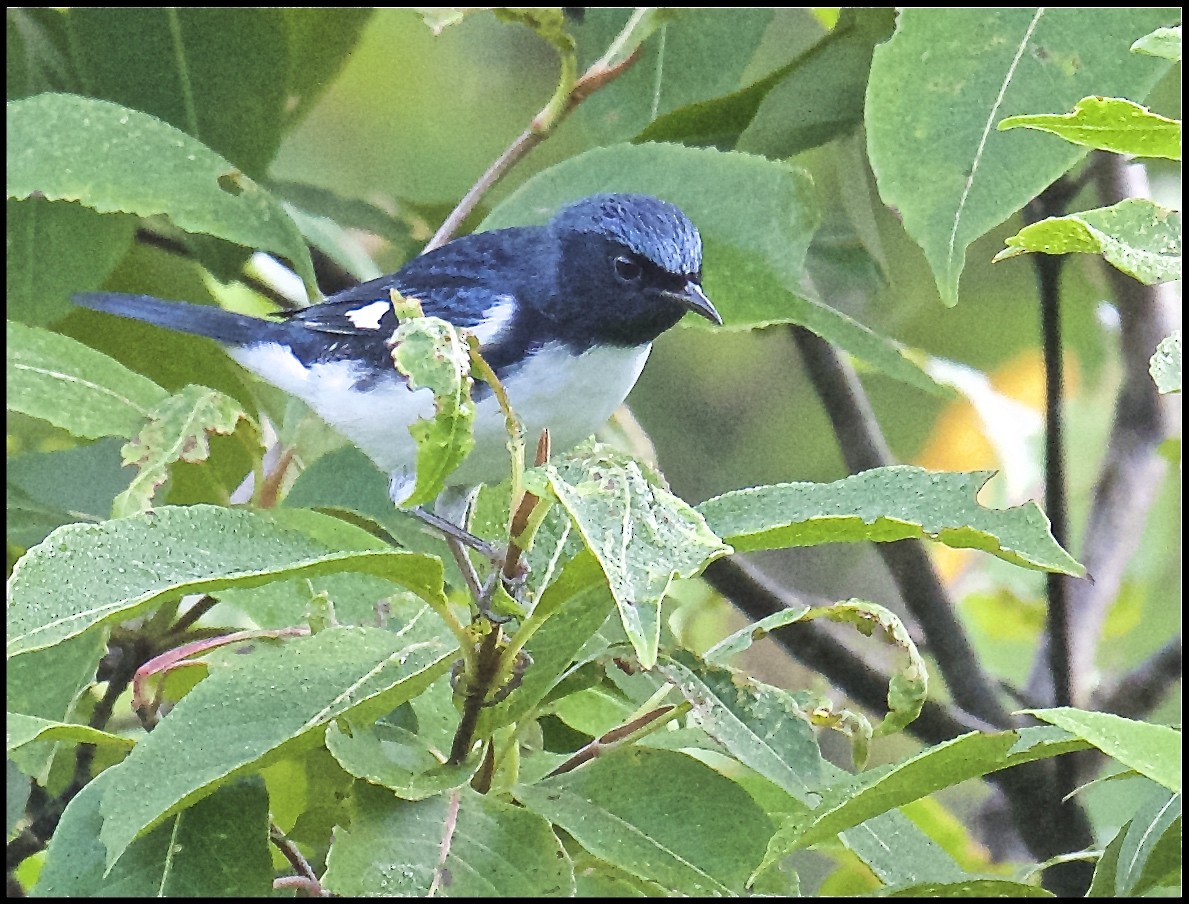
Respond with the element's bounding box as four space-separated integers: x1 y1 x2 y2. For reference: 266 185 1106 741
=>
788 324 1012 728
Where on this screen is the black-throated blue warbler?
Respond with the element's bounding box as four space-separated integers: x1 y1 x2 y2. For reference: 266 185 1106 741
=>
75 193 721 518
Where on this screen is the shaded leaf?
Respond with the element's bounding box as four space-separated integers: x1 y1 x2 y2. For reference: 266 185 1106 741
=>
657 652 823 802
698 466 1084 575
98 623 453 869
537 442 730 668
5 198 135 325
325 719 479 800
999 96 1180 160
280 9 374 130
884 879 1053 897
6 505 447 658
62 8 288 177
573 9 773 144
36 769 273 896
6 320 168 440
7 93 317 292
996 198 1181 284
515 747 771 895
738 8 897 157
1088 787 1180 896
323 783 575 896
112 385 261 517
866 8 1175 305
6 712 133 754
780 727 1089 859
1021 708 1181 792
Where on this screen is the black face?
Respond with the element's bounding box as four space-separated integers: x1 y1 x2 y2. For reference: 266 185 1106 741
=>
548 231 705 349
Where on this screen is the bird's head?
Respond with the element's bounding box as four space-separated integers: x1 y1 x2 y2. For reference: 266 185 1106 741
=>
545 193 721 346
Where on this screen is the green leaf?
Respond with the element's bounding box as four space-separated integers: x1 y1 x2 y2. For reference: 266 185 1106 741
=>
389 315 476 508
573 9 773 145
112 385 261 517
6 505 447 658
323 783 576 896
885 879 1054 897
866 8 1176 305
1150 332 1181 394
783 727 1089 858
6 93 317 293
6 712 133 754
482 142 938 393
36 769 273 897
98 623 453 870
6 197 135 325
999 97 1181 160
1089 788 1181 896
737 8 898 157
657 653 824 802
538 442 731 668
698 466 1084 576
6 320 168 439
515 747 771 895
476 553 618 734
279 9 374 130
325 719 479 800
1021 708 1181 792
5 632 107 782
62 8 289 177
1131 25 1181 61
996 198 1181 284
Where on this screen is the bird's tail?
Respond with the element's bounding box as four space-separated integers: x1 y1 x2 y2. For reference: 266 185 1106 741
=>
73 293 283 347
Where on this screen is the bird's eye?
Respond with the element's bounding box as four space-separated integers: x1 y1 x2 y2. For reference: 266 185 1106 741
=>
614 255 643 283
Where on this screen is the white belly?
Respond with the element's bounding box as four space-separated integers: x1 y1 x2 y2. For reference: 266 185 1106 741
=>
231 341 652 499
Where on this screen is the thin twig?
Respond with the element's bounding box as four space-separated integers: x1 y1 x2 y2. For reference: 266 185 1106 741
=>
425 47 642 252
270 824 325 896
1092 637 1182 720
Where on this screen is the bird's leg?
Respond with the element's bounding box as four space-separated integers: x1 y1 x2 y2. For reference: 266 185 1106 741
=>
411 505 501 561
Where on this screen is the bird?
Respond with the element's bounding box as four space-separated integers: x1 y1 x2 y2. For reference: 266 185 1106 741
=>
74 193 721 524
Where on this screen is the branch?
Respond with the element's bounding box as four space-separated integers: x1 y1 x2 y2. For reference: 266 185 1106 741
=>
702 557 993 745
788 324 1013 728
1025 155 1179 708
1092 636 1182 719
424 20 644 252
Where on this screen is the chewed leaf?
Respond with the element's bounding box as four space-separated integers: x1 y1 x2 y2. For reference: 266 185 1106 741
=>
7 93 316 293
706 600 927 737
995 198 1181 285
999 97 1181 160
1149 333 1181 394
6 505 447 659
389 314 476 507
112 384 261 517
698 466 1084 576
539 442 731 668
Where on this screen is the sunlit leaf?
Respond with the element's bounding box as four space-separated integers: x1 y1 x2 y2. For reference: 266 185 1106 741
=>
999 97 1180 160
995 199 1181 285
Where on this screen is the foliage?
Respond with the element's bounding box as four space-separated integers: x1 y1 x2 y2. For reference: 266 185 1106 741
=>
6 7 1181 898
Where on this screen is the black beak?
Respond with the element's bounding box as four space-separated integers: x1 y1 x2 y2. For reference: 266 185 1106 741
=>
663 281 722 326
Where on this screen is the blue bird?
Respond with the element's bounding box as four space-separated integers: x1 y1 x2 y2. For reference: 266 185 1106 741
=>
75 193 721 521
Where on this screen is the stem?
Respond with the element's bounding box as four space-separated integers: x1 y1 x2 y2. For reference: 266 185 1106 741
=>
788 324 1012 728
424 19 644 251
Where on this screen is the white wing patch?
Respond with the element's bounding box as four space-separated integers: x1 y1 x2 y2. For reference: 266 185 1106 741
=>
344 300 391 330
464 296 517 346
